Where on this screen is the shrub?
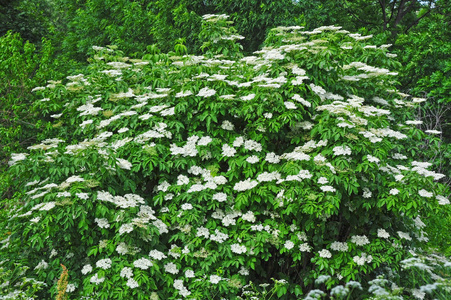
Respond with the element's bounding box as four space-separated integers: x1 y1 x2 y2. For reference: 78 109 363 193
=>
1 15 449 299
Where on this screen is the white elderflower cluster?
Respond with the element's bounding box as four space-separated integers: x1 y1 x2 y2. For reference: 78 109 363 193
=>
209 275 222 284
353 253 373 265
241 211 256 222
246 155 259 164
119 223 134 235
377 229 390 239
126 278 139 289
436 195 450 205
170 135 199 157
95 218 110 229
397 231 412 241
97 191 145 208
244 140 262 152
96 258 112 270
90 273 105 285
222 144 236 157
330 241 348 252
233 179 259 192
418 189 433 198
174 279 191 297
230 244 247 254
81 264 93 275
149 249 167 260
164 262 179 274
120 267 133 279
318 249 332 258
333 145 352 156
351 235 370 246
389 188 400 195
134 257 153 270
181 203 193 211
265 152 280 163
284 240 295 250
34 260 49 270
8 153 28 166
320 185 336 192
292 94 311 107
210 229 229 243
221 120 234 130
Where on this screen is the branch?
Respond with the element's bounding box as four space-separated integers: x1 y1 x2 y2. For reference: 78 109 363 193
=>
405 9 432 33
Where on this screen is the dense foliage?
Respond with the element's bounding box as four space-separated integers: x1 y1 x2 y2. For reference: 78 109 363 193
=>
1 15 450 299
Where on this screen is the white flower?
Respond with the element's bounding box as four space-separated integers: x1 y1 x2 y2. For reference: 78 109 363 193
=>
126 278 139 289
210 229 229 243
362 188 372 198
149 250 167 260
241 94 255 101
181 203 193 210
418 189 433 198
351 235 370 246
120 267 133 279
177 175 189 185
34 260 48 270
246 155 259 164
389 188 399 195
221 120 235 131
119 223 134 235
425 130 441 135
377 229 390 239
231 244 247 254
330 242 348 252
209 275 222 284
185 270 195 278
292 94 311 107
353 253 373 265
244 140 262 152
81 264 93 274
284 240 295 250
436 195 450 205
367 155 380 163
90 273 105 285
96 258 112 270
39 202 56 211
317 177 329 184
196 227 210 238
397 231 412 240
212 192 227 202
197 87 216 97
198 136 212 146
284 101 297 109
320 185 336 192
117 158 132 170
95 218 110 229
233 179 258 192
222 144 236 157
76 192 89 199
164 262 179 274
66 283 76 293
134 257 153 270
116 242 129 255
242 211 256 222
30 217 41 223
333 145 352 156
318 249 332 258
265 152 280 163
264 113 273 119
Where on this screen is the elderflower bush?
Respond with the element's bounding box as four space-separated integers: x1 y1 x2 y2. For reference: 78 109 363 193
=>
2 15 450 299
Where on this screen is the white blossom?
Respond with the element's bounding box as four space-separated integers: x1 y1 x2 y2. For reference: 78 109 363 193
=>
318 249 332 258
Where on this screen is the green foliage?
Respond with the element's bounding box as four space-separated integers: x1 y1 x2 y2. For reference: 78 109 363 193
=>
1 14 450 300
0 31 57 198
